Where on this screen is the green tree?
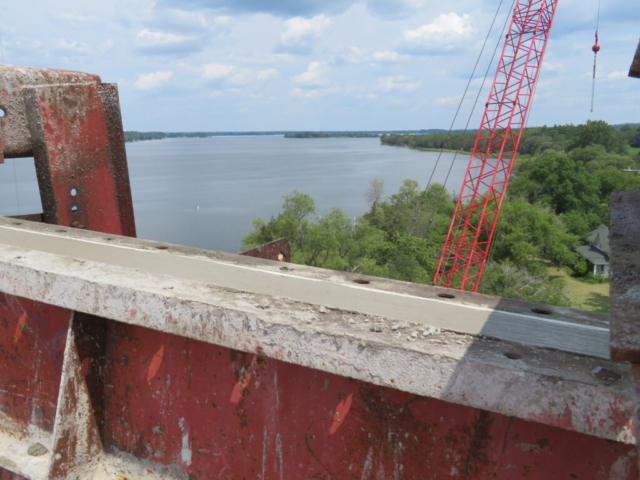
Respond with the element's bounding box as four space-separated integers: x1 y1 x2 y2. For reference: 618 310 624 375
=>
480 263 571 306
492 199 578 270
509 150 600 215
567 120 627 154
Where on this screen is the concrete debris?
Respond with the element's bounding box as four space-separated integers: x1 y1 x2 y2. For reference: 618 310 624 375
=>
591 366 622 384
422 326 441 336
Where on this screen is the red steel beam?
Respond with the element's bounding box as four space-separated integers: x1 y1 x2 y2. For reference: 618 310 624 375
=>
0 67 135 475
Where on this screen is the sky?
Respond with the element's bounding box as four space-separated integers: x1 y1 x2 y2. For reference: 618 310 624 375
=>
1 0 639 132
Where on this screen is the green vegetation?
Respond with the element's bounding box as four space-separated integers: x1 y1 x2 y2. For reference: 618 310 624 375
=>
124 129 450 143
124 131 290 142
285 132 379 138
242 120 640 312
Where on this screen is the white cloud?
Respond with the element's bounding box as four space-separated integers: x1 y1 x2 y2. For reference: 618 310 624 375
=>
607 70 628 80
257 68 278 81
202 63 236 81
291 88 321 99
402 13 474 53
229 53 295 64
202 64 278 86
53 12 100 29
134 71 173 91
375 75 422 92
331 47 408 65
292 61 331 86
135 29 206 54
56 38 91 55
371 50 408 62
542 62 565 72
279 15 331 53
436 94 462 105
356 93 379 100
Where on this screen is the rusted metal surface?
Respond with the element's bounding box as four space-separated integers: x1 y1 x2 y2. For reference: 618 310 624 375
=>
610 190 640 470
240 237 291 262
630 40 640 78
610 191 640 362
1 67 638 479
0 66 136 479
0 66 100 161
0 220 635 445
0 218 613 359
7 213 43 222
24 82 136 235
0 293 71 435
98 323 637 479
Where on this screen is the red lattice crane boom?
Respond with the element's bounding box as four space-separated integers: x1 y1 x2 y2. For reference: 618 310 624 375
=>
434 0 559 292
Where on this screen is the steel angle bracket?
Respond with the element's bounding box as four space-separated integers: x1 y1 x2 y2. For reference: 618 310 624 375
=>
0 66 136 479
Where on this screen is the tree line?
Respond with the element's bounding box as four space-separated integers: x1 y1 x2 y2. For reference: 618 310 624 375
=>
381 121 640 155
242 120 640 308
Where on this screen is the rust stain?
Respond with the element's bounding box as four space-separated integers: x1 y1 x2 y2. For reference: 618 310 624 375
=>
13 311 27 344
329 393 353 435
147 345 165 381
81 357 91 377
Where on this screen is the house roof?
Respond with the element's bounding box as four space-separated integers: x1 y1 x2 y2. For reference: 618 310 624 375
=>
586 225 609 254
576 245 609 265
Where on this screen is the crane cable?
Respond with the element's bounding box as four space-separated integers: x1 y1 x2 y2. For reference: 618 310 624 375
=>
590 0 601 113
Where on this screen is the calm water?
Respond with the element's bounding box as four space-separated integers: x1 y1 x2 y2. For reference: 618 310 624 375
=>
0 136 467 253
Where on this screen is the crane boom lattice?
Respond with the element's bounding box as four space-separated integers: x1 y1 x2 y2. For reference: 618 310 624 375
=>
433 0 559 292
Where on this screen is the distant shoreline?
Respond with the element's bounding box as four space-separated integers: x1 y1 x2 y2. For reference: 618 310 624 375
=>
386 145 473 155
124 129 452 143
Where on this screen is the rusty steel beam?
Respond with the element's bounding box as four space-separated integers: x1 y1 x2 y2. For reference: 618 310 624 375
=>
7 213 44 222
0 66 100 162
0 217 611 358
630 39 640 78
240 237 291 262
610 191 640 362
0 221 637 479
0 67 136 480
0 218 633 443
610 190 640 471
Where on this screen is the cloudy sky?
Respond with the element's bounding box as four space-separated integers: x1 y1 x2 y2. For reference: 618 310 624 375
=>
1 0 639 131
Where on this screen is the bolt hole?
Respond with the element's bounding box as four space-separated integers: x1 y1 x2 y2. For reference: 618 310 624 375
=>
531 308 553 315
55 229 66 233
105 237 114 241
71 206 78 213
437 293 456 299
354 279 370 284
0 108 5 118
12 222 22 225
70 188 77 196
155 245 169 250
504 352 522 360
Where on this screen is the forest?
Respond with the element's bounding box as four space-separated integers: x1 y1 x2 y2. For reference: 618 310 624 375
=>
284 132 380 138
242 120 640 311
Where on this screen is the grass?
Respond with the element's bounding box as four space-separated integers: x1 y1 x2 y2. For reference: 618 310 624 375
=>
547 266 610 313
629 146 640 156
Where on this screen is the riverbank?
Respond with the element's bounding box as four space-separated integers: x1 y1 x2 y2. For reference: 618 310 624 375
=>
382 144 472 155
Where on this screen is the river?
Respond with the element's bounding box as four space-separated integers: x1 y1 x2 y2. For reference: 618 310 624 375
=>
0 136 468 253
